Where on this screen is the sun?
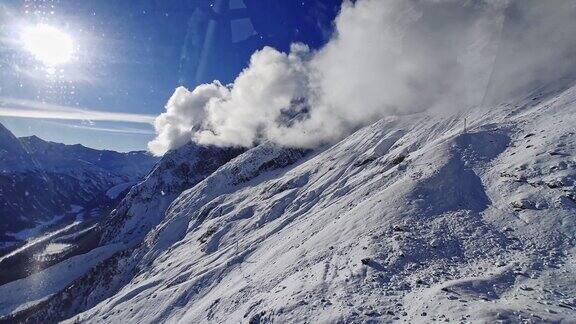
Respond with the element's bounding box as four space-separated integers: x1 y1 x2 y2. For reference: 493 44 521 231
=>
21 24 74 66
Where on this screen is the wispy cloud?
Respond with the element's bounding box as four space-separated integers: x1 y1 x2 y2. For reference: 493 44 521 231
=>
58 123 155 135
0 97 155 124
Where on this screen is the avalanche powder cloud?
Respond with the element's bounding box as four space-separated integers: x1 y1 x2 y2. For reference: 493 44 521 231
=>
149 0 576 155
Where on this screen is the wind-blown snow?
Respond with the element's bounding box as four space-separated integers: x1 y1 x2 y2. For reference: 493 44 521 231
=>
148 0 576 155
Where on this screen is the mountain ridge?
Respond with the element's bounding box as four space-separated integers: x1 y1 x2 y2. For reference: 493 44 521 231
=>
0 123 159 248
2 82 575 323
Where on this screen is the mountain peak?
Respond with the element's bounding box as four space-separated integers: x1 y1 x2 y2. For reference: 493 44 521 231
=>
19 134 45 142
0 123 36 172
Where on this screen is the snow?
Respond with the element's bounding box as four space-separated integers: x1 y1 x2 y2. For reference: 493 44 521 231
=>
55 224 97 242
5 84 576 323
0 221 81 263
99 143 242 248
0 243 123 317
34 243 74 261
42 243 72 255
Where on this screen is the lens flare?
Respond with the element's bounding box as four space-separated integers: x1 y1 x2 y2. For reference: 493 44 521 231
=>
21 24 74 66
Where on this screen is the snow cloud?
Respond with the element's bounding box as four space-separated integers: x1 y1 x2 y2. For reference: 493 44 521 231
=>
148 82 228 155
149 0 576 155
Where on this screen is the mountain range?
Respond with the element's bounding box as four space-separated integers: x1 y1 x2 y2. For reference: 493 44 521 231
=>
0 81 575 322
0 123 158 259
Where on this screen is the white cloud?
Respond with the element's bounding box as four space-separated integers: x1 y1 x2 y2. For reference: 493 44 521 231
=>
61 124 154 135
147 82 229 154
196 44 311 148
0 97 155 124
149 0 576 155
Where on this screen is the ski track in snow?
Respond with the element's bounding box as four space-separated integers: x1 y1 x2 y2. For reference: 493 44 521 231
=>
0 221 81 264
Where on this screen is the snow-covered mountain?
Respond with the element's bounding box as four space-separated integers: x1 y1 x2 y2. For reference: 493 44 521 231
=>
0 125 158 249
0 141 246 319
20 135 156 179
2 82 575 323
99 142 245 248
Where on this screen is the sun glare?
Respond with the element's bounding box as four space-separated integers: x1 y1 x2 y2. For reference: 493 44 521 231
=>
21 24 74 66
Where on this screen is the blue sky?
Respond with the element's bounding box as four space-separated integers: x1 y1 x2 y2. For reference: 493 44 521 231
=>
0 0 341 152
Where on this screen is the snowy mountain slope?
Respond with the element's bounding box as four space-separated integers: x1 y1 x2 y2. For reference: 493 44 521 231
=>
0 126 160 289
0 145 307 322
0 243 122 317
99 143 244 247
5 83 576 323
0 143 244 320
73 117 508 323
